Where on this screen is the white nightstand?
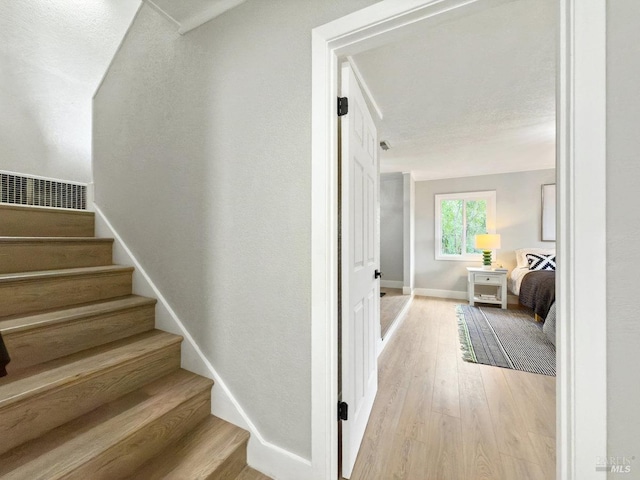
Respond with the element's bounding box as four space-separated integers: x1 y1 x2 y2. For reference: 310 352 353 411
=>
466 267 508 309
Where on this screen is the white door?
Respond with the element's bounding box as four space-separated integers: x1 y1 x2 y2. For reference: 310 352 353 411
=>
340 62 379 479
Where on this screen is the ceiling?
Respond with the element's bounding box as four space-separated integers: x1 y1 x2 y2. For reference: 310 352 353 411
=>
351 0 557 181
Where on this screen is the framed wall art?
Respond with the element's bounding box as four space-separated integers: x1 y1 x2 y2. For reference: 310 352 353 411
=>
542 183 556 241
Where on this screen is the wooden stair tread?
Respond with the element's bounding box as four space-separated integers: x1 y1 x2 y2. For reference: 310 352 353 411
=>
0 295 156 334
132 415 250 479
0 265 133 284
0 237 112 244
0 370 213 479
0 330 181 407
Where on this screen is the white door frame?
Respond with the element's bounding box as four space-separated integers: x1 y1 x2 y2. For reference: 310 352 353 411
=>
310 1 606 480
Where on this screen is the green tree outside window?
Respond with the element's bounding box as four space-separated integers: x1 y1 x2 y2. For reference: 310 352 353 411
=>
437 192 493 259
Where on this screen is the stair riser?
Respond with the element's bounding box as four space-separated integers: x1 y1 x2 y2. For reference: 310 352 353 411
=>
0 271 132 318
3 304 156 372
0 205 94 237
68 392 211 480
0 241 113 274
0 343 181 456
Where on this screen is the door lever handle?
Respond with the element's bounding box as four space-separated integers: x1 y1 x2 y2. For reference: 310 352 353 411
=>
375 270 383 279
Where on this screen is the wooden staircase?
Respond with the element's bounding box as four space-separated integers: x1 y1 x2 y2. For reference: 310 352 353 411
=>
0 204 269 480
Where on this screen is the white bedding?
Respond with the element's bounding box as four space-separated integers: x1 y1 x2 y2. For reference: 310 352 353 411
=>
508 267 531 296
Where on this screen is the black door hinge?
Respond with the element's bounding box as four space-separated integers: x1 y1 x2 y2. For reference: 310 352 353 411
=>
338 401 349 421
337 97 349 116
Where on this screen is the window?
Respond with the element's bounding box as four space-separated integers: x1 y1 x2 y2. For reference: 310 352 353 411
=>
435 190 496 261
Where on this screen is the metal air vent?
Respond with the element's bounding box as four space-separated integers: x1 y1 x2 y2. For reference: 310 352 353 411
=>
0 172 87 210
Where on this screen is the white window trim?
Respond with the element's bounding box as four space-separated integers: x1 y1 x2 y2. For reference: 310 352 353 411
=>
434 190 496 261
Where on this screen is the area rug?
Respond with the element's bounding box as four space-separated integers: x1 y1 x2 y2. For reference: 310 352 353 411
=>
456 305 556 376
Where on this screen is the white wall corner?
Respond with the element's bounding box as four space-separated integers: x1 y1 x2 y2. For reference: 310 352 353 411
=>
86 183 95 212
403 173 416 291
143 1 181 31
377 291 414 356
92 204 313 480
93 2 145 101
402 286 413 295
145 0 247 36
178 0 248 35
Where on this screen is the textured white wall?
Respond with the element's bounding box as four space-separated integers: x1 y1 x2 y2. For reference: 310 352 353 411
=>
93 0 378 459
0 0 140 182
0 58 90 182
606 0 640 470
380 173 404 282
414 169 555 293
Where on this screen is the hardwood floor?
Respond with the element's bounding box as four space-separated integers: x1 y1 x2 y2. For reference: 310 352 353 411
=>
347 296 555 480
380 288 411 338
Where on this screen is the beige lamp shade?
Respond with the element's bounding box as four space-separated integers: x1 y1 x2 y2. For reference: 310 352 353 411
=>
475 234 501 250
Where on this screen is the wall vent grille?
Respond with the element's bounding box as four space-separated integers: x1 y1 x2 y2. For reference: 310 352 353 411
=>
0 172 87 210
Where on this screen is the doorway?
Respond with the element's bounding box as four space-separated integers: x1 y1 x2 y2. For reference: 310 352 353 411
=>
310 1 607 479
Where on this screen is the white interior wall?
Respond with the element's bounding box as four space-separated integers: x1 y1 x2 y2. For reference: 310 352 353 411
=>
92 0 378 461
0 60 90 182
380 173 404 284
606 0 640 470
414 168 555 294
0 0 140 182
403 172 415 293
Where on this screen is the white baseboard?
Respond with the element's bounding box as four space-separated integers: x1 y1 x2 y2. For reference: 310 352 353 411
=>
414 288 520 306
402 286 412 295
93 204 312 480
247 440 312 480
414 288 467 300
380 279 403 289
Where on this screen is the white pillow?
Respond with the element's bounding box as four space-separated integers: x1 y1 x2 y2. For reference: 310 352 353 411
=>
515 248 556 268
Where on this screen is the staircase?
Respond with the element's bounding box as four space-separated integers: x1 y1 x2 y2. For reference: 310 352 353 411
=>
0 204 269 480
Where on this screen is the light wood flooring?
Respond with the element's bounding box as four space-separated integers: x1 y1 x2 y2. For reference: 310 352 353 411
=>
347 296 556 480
380 288 412 338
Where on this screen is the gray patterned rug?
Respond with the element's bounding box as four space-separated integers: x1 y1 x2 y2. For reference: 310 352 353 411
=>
456 305 556 376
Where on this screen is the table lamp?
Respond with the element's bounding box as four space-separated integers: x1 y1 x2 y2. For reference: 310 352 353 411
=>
475 234 501 270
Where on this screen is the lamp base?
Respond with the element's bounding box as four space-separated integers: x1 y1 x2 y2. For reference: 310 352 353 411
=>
482 250 492 270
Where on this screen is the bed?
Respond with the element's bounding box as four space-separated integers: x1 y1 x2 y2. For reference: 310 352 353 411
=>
509 248 556 322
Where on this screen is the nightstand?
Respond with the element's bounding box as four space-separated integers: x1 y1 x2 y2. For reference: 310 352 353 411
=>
466 267 508 309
